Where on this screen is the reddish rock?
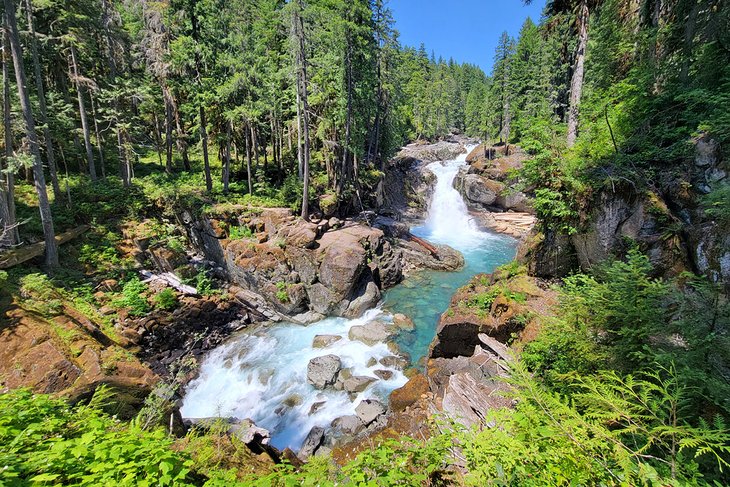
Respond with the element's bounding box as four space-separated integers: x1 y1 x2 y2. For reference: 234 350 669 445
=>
389 374 429 412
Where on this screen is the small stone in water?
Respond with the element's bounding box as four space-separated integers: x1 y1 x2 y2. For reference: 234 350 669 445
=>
283 394 302 407
366 357 377 367
373 369 393 380
308 401 326 415
312 334 342 349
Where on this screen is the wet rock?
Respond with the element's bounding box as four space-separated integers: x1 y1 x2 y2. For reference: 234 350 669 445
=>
312 335 342 349
392 313 415 331
298 426 325 460
348 322 395 346
331 415 365 435
366 357 378 367
343 375 377 393
389 374 429 412
307 355 342 389
308 401 326 415
373 369 394 381
355 399 386 425
379 355 408 369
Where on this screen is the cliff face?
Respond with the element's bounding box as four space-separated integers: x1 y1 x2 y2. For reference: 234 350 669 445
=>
521 134 729 289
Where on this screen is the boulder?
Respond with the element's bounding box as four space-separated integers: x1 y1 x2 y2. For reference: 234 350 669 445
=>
312 335 342 349
298 426 325 460
331 415 365 435
396 141 465 162
343 375 377 393
230 419 271 451
355 399 386 425
455 173 502 208
348 322 395 346
307 355 342 389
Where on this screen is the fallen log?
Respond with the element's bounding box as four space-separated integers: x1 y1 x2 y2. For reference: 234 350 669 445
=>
140 270 198 295
0 225 90 269
407 233 439 258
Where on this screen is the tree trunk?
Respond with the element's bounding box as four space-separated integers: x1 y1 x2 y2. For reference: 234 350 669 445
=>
89 94 106 178
163 85 174 173
152 110 163 168
5 0 57 266
292 0 311 220
223 120 231 193
199 106 212 192
567 1 589 148
70 44 97 181
2 21 18 245
245 122 253 195
23 0 61 201
172 100 190 171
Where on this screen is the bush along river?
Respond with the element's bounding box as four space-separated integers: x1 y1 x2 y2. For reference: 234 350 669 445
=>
180 147 516 451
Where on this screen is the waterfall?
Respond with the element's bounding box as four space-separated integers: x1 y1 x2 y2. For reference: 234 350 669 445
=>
415 145 492 251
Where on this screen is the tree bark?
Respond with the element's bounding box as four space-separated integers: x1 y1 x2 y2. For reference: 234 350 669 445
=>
223 120 231 193
2 20 18 245
5 0 57 266
245 122 253 195
200 106 212 192
163 85 174 173
70 44 97 181
23 0 61 201
567 0 589 148
90 93 106 178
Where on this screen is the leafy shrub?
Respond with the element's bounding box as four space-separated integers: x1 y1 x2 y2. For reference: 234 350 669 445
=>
228 225 253 240
18 273 63 315
153 288 179 311
115 277 151 317
0 388 196 486
275 282 289 303
702 184 730 224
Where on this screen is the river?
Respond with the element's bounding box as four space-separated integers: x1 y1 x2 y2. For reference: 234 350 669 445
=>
180 146 516 450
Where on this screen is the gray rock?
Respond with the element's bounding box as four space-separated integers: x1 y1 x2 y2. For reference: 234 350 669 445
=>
344 279 381 318
312 334 342 349
343 375 377 393
291 310 327 325
348 321 395 346
695 135 719 167
331 415 365 435
298 426 325 460
229 419 271 447
355 399 386 425
307 355 342 389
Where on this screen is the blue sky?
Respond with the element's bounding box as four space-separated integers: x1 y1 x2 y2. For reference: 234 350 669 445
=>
389 0 546 74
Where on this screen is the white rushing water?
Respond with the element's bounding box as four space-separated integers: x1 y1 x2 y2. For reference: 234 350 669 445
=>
417 145 494 250
180 308 407 450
